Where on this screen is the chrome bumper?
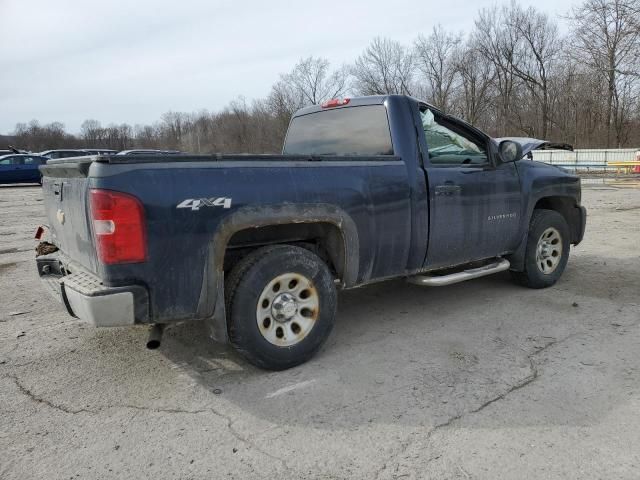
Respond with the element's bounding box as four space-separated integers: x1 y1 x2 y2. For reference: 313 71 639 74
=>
36 253 148 327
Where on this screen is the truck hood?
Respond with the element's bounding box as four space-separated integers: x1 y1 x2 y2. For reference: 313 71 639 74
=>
494 137 573 157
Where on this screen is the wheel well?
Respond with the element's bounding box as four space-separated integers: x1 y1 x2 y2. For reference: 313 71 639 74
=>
507 195 579 273
534 196 574 226
223 222 347 282
533 196 583 244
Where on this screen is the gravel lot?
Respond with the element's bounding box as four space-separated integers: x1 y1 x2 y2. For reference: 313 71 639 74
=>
1 181 639 480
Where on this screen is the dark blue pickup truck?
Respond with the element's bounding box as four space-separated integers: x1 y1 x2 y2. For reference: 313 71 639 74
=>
36 95 586 370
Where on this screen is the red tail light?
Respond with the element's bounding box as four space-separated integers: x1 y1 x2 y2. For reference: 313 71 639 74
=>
321 98 350 108
90 189 147 264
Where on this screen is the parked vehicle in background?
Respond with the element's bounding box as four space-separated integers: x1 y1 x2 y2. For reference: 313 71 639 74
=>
35 95 586 370
82 149 119 155
38 149 88 160
0 154 48 184
0 146 28 156
116 149 182 155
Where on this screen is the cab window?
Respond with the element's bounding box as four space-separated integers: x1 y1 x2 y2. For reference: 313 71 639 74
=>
420 108 488 166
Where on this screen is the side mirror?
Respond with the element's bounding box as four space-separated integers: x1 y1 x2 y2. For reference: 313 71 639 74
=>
499 140 523 163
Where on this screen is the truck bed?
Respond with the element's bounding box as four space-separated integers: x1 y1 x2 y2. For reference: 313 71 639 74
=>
39 152 412 326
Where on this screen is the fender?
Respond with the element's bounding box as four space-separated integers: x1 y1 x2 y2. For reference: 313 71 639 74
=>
198 203 360 342
508 193 584 271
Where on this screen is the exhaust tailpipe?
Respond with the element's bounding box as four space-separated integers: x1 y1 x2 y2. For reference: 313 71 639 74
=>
146 324 165 350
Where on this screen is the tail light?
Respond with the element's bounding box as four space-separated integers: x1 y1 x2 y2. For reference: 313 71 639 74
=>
321 98 350 108
90 189 147 264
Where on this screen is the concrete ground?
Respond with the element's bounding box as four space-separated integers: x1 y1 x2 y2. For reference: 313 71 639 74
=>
1 181 639 480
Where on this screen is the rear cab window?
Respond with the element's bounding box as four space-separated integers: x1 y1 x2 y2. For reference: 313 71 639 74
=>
283 105 393 156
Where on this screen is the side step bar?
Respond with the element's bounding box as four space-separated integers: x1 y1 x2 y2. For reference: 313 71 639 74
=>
408 259 510 287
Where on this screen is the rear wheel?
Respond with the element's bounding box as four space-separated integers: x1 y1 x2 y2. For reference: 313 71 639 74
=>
511 209 570 288
225 245 337 370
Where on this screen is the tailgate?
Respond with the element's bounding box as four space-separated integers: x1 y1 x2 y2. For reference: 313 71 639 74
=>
40 157 98 273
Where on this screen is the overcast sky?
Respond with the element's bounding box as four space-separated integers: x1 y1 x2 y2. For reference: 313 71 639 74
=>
0 0 576 133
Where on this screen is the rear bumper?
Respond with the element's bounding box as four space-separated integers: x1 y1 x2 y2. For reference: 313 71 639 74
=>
36 253 149 327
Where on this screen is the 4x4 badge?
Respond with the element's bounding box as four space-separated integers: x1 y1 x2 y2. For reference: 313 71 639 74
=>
177 198 232 211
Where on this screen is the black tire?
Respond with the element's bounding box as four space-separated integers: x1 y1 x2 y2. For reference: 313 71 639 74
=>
511 209 570 289
225 245 337 370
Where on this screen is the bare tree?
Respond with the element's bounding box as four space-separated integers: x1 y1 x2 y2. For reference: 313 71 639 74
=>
613 74 640 145
286 56 348 105
134 124 159 149
505 3 563 137
80 119 104 145
455 40 495 126
267 76 304 121
267 57 347 118
265 57 348 141
472 4 563 137
473 6 518 133
568 0 640 146
118 124 133 150
414 26 462 111
159 111 187 149
12 120 76 151
350 37 414 95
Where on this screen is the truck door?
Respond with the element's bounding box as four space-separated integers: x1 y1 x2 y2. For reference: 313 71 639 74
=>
418 106 521 270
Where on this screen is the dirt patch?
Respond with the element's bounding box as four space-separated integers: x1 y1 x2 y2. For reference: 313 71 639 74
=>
35 242 58 256
0 262 18 272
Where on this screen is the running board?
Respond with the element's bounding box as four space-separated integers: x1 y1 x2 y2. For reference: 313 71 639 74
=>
407 259 511 287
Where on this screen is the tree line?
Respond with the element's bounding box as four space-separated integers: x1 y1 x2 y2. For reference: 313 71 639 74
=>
8 0 640 154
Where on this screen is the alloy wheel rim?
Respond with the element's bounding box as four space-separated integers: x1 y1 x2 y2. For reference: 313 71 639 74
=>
256 272 319 347
535 227 563 274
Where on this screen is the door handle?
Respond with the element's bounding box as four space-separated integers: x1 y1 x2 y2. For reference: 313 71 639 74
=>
435 184 461 196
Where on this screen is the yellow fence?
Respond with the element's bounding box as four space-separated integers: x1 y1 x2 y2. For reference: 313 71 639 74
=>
608 161 640 174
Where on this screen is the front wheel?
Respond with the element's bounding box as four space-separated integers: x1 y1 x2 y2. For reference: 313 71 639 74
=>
511 209 570 289
225 245 337 370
